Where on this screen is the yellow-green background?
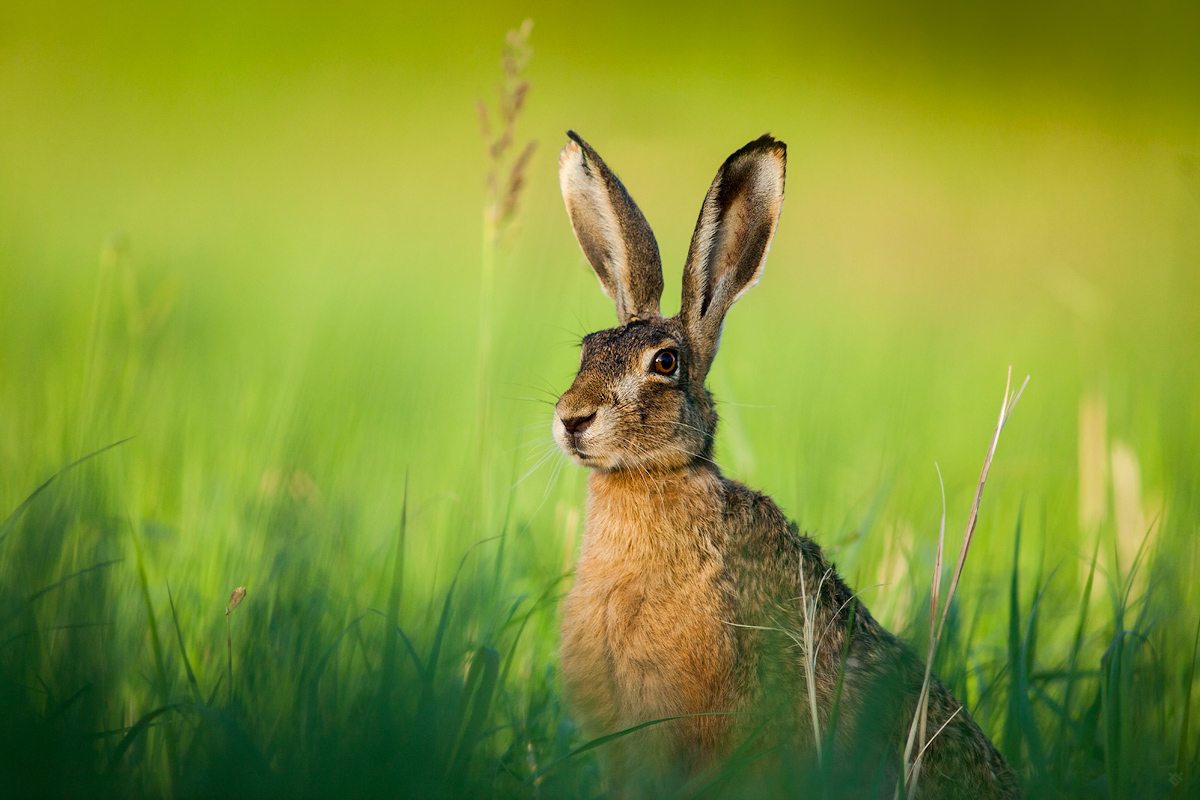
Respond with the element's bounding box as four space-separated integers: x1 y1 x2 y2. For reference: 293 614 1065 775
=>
1 1 1198 795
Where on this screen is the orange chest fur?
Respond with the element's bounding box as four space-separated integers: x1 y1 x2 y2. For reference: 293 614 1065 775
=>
559 520 734 734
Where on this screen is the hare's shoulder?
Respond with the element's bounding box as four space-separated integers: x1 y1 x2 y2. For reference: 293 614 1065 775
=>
717 478 906 669
715 480 1020 797
717 479 857 614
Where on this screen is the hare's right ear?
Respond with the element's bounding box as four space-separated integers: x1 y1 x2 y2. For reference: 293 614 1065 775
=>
680 135 786 374
559 131 664 323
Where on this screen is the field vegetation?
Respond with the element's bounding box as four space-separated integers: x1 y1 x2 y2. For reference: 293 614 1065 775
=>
2 2 1199 797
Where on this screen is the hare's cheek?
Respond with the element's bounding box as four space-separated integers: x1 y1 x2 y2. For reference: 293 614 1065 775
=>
613 375 642 406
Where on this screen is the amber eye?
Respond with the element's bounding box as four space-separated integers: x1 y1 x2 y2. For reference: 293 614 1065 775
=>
652 349 677 375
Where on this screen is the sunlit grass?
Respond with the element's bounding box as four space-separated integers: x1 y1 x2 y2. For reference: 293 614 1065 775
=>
2 3 1200 797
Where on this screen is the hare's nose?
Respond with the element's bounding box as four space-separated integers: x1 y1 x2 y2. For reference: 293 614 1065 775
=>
561 412 596 435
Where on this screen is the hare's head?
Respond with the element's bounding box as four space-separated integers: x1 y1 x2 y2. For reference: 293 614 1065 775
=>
553 132 786 472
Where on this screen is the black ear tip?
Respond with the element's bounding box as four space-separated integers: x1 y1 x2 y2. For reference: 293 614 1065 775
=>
750 133 787 156
564 130 593 171
721 133 787 172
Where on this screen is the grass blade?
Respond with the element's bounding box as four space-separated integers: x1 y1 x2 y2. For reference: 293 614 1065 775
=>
368 609 427 680
417 536 500 721
380 473 408 710
0 437 134 547
447 645 500 778
901 369 1028 799
166 583 203 704
1173 615 1200 799
2 560 123 630
825 594 859 755
130 524 179 786
500 574 570 688
24 559 124 606
46 683 92 723
938 369 1028 639
104 704 182 776
1003 511 1023 767
677 745 781 800
1055 533 1100 781
1019 569 1054 777
523 712 741 785
205 672 224 707
131 530 170 705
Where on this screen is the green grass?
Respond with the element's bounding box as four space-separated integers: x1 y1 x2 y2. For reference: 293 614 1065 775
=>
2 2 1200 797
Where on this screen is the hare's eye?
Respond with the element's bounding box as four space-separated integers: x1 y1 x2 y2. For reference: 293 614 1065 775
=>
652 349 677 375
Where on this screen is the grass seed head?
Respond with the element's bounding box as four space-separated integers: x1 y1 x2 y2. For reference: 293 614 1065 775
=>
226 587 246 616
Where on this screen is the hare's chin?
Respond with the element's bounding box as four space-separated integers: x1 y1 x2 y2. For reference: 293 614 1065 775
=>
558 442 615 470
565 447 604 468
553 435 596 466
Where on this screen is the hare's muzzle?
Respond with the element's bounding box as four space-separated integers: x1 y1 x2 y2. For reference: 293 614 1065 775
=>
553 392 606 466
555 406 597 455
561 412 595 437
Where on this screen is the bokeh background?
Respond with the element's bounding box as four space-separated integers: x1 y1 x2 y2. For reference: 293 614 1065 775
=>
1 1 1198 796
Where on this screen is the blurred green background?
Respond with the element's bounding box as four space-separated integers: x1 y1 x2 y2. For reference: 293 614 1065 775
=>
1 1 1198 796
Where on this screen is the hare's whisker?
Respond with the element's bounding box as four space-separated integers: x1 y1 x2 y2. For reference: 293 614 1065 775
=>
507 396 555 406
513 420 553 432
504 437 553 455
517 453 566 528
640 419 709 435
621 441 668 515
539 453 566 506
512 446 559 489
524 442 561 464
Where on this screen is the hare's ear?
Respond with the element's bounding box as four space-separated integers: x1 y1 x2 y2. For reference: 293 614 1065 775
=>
559 131 664 323
679 135 786 372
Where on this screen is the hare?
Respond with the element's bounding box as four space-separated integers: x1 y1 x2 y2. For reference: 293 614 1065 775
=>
552 131 1020 799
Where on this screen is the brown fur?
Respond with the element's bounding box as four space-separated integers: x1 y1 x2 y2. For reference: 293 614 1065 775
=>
553 132 1020 798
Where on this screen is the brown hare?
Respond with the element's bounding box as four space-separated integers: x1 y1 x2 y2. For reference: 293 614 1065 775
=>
552 131 1020 799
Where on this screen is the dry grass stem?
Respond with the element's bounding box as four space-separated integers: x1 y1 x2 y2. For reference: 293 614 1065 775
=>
474 19 537 534
900 367 1028 799
798 559 832 762
226 586 246 704
478 18 537 243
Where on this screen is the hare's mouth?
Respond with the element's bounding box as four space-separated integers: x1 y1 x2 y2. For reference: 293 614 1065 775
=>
559 438 608 468
565 444 600 467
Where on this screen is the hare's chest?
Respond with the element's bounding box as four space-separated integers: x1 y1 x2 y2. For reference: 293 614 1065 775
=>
560 548 734 733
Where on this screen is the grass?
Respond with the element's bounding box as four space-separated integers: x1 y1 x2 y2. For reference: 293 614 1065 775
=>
2 3 1200 798
3 414 1196 798
901 369 1027 798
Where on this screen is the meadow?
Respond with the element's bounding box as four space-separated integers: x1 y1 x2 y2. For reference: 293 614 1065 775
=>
1 2 1199 797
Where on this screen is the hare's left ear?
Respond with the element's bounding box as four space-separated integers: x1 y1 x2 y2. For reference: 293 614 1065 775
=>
559 131 664 323
680 135 786 373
